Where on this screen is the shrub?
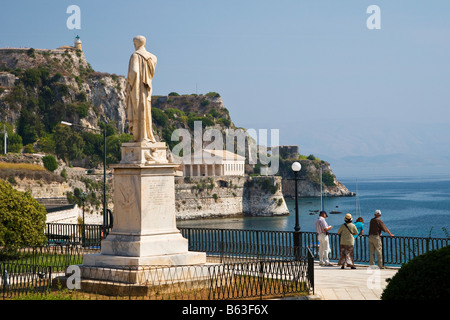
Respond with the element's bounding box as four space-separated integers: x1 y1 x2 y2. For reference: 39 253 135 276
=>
322 171 336 187
42 155 58 172
0 179 47 248
60 168 67 181
151 107 169 126
187 117 215 131
165 108 185 119
205 92 220 98
381 246 450 300
23 143 34 154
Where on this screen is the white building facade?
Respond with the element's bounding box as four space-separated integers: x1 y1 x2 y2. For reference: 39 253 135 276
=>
183 150 245 177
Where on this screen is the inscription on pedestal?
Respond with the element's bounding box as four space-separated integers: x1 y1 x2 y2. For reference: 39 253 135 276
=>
147 178 171 206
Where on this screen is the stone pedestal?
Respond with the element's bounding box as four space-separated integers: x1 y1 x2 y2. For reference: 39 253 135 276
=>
82 141 206 270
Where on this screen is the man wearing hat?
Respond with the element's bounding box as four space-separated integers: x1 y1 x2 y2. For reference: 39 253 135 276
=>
369 210 394 268
315 211 333 266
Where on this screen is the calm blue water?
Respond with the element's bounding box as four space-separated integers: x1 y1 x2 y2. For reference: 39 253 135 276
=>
177 176 450 238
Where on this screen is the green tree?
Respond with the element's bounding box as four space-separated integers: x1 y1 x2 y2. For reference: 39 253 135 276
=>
42 155 58 172
0 179 47 248
0 123 23 153
37 133 56 154
106 133 134 164
17 107 45 145
81 131 103 166
4 132 23 153
54 124 85 163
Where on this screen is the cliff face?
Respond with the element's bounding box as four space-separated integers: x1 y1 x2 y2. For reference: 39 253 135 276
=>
280 160 354 198
243 176 288 216
175 175 288 220
0 47 127 133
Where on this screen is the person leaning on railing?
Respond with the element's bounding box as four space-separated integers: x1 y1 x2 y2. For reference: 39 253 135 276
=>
369 210 394 269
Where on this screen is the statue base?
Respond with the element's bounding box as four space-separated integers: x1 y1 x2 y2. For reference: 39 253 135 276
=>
120 141 169 165
81 142 206 287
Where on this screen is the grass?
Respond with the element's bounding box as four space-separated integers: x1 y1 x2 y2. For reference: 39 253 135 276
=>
0 162 45 171
0 161 65 184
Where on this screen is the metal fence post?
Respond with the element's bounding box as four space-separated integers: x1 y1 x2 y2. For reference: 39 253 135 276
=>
220 229 224 263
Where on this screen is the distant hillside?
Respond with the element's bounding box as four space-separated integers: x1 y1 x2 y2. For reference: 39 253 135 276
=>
0 47 235 167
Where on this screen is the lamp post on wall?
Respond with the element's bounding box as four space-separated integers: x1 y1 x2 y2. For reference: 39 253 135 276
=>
291 161 302 260
61 121 107 236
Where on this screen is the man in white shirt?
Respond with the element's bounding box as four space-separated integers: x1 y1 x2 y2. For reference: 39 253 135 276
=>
315 211 334 266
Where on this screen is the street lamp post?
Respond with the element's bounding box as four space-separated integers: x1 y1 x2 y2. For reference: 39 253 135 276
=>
291 161 302 260
61 121 107 237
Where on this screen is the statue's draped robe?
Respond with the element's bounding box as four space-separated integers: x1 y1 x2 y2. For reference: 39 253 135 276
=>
125 48 157 142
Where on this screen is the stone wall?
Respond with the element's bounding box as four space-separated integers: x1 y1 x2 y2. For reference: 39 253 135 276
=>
175 176 244 220
175 175 289 220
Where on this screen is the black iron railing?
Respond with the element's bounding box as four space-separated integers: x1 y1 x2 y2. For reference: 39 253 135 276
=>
179 227 449 266
44 224 449 266
46 223 110 248
1 244 312 300
0 245 99 299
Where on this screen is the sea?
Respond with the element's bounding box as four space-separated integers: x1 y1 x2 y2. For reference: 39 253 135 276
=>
177 175 450 239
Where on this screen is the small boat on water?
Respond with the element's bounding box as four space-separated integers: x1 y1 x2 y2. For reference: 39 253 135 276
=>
329 210 342 214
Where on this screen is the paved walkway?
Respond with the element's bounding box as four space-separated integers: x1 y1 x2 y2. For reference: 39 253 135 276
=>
308 262 399 300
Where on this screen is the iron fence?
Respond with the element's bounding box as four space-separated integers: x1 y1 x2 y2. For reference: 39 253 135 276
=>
179 227 449 266
45 224 449 266
0 246 312 300
298 231 449 266
46 223 110 248
61 258 313 300
3 223 446 299
0 245 99 299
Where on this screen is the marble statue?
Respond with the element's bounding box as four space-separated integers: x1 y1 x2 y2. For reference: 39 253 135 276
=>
125 35 157 143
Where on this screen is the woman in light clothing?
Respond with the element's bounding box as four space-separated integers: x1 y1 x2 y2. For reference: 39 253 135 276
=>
337 213 358 269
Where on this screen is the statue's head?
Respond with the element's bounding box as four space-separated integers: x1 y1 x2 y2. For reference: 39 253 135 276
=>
133 35 146 50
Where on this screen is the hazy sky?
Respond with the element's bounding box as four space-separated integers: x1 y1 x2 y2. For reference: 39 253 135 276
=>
1 1 449 178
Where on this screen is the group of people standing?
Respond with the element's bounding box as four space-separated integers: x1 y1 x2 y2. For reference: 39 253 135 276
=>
315 209 394 269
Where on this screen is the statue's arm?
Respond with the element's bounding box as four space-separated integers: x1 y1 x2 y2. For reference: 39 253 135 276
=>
127 54 139 87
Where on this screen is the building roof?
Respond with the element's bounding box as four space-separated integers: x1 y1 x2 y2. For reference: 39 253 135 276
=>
186 149 245 163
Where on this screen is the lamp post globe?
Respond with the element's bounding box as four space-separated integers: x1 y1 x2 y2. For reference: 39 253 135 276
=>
291 161 301 172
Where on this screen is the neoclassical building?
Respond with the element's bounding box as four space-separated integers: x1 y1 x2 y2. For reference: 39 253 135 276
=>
183 150 245 177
